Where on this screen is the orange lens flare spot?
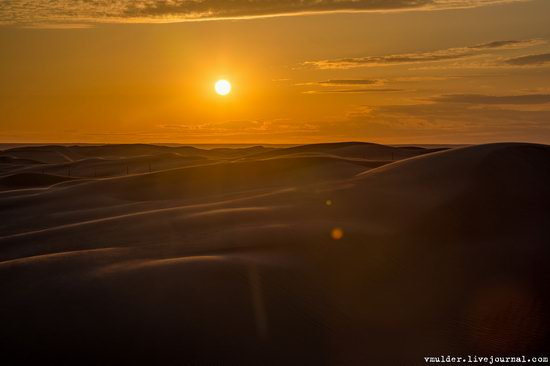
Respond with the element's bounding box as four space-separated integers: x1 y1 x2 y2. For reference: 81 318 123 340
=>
331 227 344 240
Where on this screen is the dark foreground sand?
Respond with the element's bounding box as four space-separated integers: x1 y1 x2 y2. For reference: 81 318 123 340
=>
0 142 548 365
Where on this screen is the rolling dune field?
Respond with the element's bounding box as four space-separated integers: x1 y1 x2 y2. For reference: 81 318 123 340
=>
0 142 548 365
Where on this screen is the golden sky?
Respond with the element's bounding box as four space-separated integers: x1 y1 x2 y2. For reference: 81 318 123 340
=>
1 0 550 144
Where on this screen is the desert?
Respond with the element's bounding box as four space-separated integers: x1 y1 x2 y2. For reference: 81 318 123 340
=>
1 142 548 364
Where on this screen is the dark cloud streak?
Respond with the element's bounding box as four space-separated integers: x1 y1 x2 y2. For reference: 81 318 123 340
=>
504 53 550 66
304 39 543 69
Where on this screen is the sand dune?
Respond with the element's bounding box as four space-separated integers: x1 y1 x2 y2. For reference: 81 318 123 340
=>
0 172 76 189
0 155 47 175
0 142 548 365
7 153 210 179
78 155 374 201
0 144 277 179
245 141 442 160
0 155 45 165
1 145 80 163
1 143 274 161
0 154 373 237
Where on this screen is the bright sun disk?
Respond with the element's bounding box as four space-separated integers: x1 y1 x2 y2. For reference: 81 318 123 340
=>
215 79 231 96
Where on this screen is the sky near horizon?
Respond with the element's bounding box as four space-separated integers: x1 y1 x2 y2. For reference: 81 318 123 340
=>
1 0 550 144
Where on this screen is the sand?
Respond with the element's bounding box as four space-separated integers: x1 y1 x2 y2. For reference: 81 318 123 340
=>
0 142 548 365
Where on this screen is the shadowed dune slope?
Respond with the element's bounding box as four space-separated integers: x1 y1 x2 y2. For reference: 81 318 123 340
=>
4 153 210 179
83 155 374 201
2 144 276 161
0 172 76 189
0 144 279 179
0 156 47 175
245 141 442 160
4 154 370 202
0 142 548 365
0 154 374 239
1 147 75 164
0 156 45 165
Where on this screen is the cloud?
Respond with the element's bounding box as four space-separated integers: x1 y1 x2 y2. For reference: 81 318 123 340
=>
341 101 550 142
303 39 543 69
298 78 405 93
20 23 95 30
316 79 381 86
0 0 530 27
297 79 383 87
304 88 403 94
504 53 550 66
158 119 319 138
431 93 550 105
393 76 459 81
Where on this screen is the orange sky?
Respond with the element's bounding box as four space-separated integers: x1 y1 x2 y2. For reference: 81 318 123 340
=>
1 0 550 144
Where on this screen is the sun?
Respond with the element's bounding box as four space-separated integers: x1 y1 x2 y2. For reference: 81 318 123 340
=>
215 79 232 96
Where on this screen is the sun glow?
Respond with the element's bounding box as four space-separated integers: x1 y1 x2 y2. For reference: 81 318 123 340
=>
215 79 232 96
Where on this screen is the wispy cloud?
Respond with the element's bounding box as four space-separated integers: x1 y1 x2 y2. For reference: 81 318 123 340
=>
158 119 319 138
315 79 381 86
298 78 402 93
431 93 550 104
504 53 550 66
20 23 95 30
303 39 543 69
342 99 550 141
0 0 531 28
392 76 459 81
304 88 403 94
